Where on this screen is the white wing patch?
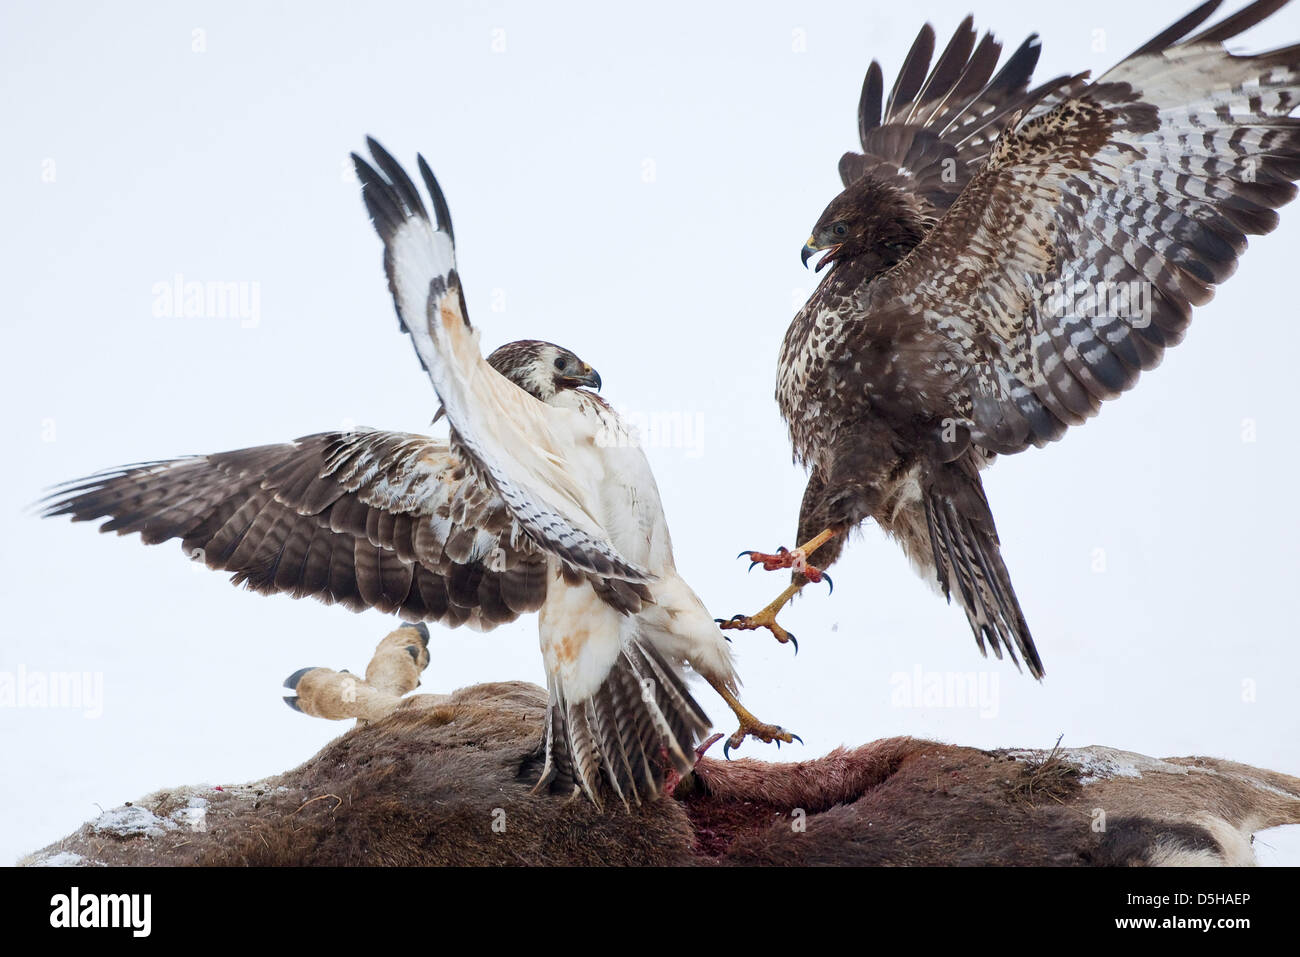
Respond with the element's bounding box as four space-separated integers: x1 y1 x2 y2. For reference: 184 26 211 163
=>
355 143 650 582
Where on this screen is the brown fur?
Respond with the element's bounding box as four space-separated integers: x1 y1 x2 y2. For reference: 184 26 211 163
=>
22 629 1300 867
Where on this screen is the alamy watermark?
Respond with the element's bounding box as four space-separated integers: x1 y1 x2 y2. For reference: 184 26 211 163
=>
152 273 261 328
1036 273 1153 328
50 887 150 937
596 408 706 458
0 666 103 718
889 665 999 718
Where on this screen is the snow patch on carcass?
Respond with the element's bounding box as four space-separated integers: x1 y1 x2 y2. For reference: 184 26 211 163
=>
1005 746 1213 785
171 796 208 832
28 850 86 867
92 805 173 838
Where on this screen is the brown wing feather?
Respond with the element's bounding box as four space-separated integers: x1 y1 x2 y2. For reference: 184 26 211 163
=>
872 30 1300 453
837 18 1062 216
40 429 548 628
832 1 1278 215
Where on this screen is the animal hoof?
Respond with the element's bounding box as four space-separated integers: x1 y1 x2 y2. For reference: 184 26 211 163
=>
283 667 317 691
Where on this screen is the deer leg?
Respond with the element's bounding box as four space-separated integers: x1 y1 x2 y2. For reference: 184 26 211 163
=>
283 623 443 725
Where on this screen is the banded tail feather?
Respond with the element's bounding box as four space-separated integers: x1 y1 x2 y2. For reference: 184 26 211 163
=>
536 637 711 810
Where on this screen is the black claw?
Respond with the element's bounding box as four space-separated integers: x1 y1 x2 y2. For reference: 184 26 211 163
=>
775 740 781 749
788 632 799 655
724 636 732 643
283 667 317 690
736 550 755 560
283 695 302 713
776 546 789 554
791 734 804 745
730 614 747 622
822 572 834 595
723 740 734 761
748 560 760 573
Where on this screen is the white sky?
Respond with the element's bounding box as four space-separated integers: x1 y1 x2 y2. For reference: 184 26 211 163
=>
3 0 1298 866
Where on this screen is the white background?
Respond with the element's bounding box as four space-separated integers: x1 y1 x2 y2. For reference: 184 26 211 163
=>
3 0 1298 865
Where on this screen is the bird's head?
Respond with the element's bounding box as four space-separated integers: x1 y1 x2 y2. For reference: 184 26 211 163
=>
432 340 601 425
486 339 602 401
802 176 929 274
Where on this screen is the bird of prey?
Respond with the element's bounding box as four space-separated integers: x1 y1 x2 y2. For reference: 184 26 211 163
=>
723 0 1300 677
42 139 793 808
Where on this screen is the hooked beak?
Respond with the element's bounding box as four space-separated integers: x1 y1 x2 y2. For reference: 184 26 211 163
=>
801 235 841 272
563 364 602 392
801 236 818 268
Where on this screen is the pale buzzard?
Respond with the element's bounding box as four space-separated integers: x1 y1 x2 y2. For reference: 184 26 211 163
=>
43 140 794 806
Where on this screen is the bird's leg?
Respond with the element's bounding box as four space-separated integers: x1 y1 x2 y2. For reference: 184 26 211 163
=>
741 527 837 583
702 676 802 759
719 580 805 646
718 528 837 650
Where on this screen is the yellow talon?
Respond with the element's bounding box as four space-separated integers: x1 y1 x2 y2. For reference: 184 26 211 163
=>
717 581 803 649
702 675 802 759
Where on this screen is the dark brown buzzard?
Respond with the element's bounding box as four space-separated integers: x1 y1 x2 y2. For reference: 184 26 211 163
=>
724 0 1300 678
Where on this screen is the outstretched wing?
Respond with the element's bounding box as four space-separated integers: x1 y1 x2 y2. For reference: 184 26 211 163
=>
40 430 549 629
835 15 1073 217
869 0 1300 454
352 138 648 583
831 2 1285 217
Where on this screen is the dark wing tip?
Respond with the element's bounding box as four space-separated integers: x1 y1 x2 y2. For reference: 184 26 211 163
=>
1128 0 1223 57
365 137 430 223
886 22 938 119
417 154 455 243
353 151 404 239
987 31 1043 95
354 139 455 249
1189 0 1288 46
858 60 885 141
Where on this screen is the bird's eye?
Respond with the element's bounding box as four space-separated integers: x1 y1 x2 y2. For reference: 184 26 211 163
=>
833 223 848 237
554 357 566 371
